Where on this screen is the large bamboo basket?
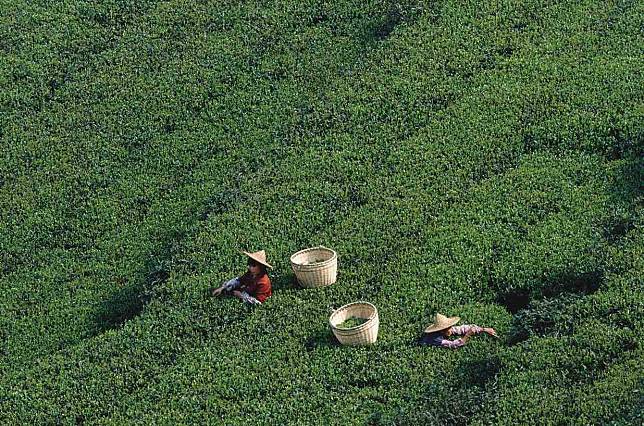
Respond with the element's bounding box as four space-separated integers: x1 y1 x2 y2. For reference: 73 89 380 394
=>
290 246 337 288
329 302 379 346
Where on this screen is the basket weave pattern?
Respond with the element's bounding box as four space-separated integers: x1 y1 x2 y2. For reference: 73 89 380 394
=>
329 302 379 346
290 246 337 288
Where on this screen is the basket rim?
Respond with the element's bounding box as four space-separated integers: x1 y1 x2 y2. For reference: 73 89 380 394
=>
290 246 337 267
331 317 379 335
329 301 378 331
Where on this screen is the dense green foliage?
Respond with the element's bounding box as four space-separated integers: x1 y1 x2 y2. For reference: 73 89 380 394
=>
1 0 642 423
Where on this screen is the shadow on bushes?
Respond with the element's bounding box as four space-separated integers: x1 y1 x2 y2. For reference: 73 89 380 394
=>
198 188 247 221
497 270 603 316
543 271 603 298
499 271 603 344
304 328 342 351
603 217 634 242
370 0 431 41
508 293 582 345
604 155 642 242
497 289 531 314
94 264 170 333
271 272 301 291
93 226 188 334
606 124 641 160
458 355 501 387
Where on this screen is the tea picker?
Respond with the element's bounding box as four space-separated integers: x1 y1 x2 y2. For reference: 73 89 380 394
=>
420 313 499 348
211 250 273 305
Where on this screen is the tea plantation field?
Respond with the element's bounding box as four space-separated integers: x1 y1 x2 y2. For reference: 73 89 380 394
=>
1 0 642 424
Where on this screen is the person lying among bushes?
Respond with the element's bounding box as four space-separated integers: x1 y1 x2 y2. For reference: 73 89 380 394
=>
211 250 272 305
421 313 498 348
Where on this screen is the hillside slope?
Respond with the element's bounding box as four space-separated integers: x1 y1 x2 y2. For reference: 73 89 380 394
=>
1 0 642 424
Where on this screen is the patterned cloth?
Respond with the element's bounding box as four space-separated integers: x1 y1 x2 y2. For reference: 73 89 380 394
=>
421 325 483 348
222 272 271 304
240 291 261 305
223 277 241 291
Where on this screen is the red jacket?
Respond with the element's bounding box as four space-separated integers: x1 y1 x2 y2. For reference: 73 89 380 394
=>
239 272 272 303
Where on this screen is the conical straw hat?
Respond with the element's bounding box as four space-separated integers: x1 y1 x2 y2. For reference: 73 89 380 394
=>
243 250 273 269
424 313 460 333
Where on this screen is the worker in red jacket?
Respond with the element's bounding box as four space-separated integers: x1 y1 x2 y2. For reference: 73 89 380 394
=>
211 250 272 304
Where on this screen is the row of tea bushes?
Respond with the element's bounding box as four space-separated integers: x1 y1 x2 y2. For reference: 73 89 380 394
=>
1 0 642 423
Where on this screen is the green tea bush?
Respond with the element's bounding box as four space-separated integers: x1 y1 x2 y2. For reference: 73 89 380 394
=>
0 0 642 424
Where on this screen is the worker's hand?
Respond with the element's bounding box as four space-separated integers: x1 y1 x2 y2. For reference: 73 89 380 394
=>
461 330 475 342
211 287 224 297
232 290 243 299
484 327 499 338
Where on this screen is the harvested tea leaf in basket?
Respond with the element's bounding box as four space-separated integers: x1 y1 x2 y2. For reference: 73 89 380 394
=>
336 316 368 329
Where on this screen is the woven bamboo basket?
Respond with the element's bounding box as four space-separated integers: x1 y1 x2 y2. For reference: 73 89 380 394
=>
290 246 337 288
329 302 379 346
